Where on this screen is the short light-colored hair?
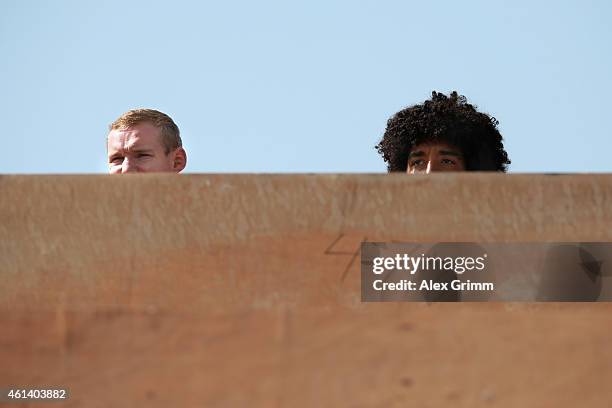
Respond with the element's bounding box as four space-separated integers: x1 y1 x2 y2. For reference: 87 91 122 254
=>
109 109 182 154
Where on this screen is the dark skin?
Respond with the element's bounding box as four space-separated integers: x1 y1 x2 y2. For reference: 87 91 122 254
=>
407 142 465 173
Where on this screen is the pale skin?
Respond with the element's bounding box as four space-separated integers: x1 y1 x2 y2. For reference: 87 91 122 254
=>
107 122 187 174
406 142 465 174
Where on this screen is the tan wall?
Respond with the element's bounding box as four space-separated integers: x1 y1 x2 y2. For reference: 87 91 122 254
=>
1 174 611 407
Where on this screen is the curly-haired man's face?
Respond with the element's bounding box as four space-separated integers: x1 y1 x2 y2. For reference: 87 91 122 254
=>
407 142 465 174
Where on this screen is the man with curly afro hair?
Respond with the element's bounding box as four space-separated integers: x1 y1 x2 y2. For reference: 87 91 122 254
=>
375 91 510 173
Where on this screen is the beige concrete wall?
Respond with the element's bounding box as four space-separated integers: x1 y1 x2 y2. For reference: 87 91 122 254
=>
1 174 611 407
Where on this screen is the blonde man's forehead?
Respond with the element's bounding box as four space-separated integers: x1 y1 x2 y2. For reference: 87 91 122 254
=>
110 120 160 132
107 124 164 150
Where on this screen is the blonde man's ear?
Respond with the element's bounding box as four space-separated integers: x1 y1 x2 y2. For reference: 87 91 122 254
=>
173 148 187 173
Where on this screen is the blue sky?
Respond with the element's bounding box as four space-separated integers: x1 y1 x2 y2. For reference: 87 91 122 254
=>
1 0 610 173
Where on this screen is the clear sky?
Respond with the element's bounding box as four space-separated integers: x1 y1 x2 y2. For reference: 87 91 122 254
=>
1 0 610 173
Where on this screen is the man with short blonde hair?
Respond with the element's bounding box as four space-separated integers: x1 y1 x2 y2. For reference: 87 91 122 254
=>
107 109 187 174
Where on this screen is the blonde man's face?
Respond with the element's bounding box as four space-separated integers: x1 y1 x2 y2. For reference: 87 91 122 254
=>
107 122 186 174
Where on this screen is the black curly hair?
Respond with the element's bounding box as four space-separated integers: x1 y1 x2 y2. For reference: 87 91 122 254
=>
375 91 510 172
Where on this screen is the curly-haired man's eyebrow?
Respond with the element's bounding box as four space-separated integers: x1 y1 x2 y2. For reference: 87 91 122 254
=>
438 150 463 157
408 149 462 158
